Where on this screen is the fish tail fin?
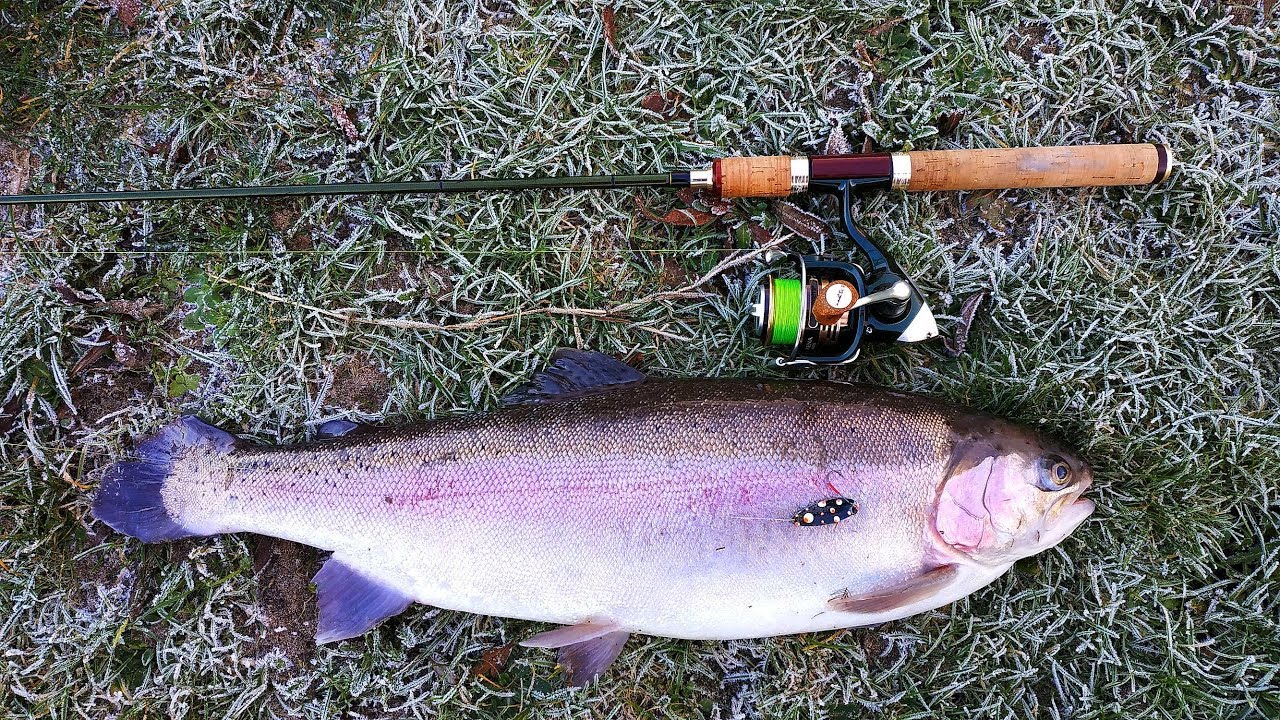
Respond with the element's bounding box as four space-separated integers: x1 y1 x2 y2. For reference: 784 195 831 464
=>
93 416 239 543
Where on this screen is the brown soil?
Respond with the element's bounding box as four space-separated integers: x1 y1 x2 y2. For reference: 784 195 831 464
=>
1003 23 1058 63
72 369 157 426
328 354 391 412
70 521 129 609
249 535 320 669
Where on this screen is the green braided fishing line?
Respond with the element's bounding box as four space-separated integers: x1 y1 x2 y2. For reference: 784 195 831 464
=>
769 278 803 346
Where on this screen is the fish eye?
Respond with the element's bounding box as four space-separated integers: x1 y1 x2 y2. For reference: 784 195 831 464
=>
1036 456 1072 492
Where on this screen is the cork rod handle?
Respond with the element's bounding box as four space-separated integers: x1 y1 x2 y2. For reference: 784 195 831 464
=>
905 144 1173 191
714 156 796 198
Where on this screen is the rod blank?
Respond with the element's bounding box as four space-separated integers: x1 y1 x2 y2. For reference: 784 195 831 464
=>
0 173 685 206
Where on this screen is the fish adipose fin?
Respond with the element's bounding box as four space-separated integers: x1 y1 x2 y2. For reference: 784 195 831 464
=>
828 564 960 614
521 621 630 687
314 557 414 643
502 349 646 405
92 416 237 543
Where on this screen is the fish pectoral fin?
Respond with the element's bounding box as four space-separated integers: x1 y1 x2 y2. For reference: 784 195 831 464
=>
828 564 961 614
313 557 413 644
502 349 646 405
520 621 631 686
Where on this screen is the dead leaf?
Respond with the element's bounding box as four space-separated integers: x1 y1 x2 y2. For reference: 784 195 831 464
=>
942 292 986 357
747 221 773 247
71 335 118 378
675 187 731 216
935 111 964 138
824 125 853 156
113 340 150 369
602 5 618 56
0 141 34 195
640 91 682 119
772 201 830 242
658 257 693 288
865 16 905 37
474 643 514 681
112 0 141 29
703 193 732 216
635 197 717 227
854 40 876 69
329 100 359 142
102 298 165 320
55 283 165 319
54 282 101 305
0 394 20 437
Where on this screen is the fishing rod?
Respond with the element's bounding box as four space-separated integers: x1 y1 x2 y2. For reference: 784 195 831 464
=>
3 143 1174 366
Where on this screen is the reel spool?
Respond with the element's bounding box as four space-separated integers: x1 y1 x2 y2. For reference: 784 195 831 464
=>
752 253 867 366
747 251 921 363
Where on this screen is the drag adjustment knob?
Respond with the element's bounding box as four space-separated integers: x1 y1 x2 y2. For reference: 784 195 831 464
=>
812 281 858 324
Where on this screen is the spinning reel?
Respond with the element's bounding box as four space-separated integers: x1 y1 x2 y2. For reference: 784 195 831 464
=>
751 180 938 366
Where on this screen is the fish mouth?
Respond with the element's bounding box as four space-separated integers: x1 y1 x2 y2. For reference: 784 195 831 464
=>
1037 478 1095 549
1062 473 1095 524
1060 496 1096 529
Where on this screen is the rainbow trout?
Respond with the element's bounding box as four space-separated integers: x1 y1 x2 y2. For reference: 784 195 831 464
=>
94 350 1094 685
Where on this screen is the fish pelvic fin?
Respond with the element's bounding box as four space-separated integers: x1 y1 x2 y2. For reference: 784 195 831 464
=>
92 416 238 543
558 631 630 687
828 564 961 614
521 621 630 687
520 620 622 648
502 349 646 405
314 557 414 644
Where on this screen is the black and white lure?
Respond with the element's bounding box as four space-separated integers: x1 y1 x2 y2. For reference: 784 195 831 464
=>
793 498 857 526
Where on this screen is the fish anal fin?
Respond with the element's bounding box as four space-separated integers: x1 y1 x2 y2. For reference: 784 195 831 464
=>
558 631 630 687
828 564 961 614
502 349 646 405
313 557 413 644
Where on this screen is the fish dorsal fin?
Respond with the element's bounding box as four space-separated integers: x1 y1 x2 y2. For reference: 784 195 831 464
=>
316 419 361 439
520 621 630 686
828 564 960 614
313 557 413 643
502 349 646 406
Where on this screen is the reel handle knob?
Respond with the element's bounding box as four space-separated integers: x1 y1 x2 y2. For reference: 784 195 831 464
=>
849 281 911 310
812 280 858 324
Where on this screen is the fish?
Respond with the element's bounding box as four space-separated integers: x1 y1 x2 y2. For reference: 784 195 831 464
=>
92 350 1095 686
